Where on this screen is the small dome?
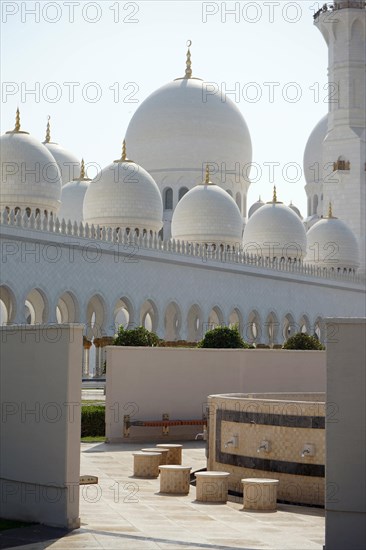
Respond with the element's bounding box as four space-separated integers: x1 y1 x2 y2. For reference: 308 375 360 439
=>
0 110 61 215
59 160 91 224
171 167 243 245
305 205 359 271
243 187 307 260
288 202 303 219
303 114 328 184
43 117 80 185
83 142 163 232
248 196 264 218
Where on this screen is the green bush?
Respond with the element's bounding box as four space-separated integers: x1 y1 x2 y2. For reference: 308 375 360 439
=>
282 332 325 350
113 325 160 347
198 325 250 349
81 405 105 437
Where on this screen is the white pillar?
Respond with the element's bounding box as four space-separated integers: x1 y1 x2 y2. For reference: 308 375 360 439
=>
325 317 366 550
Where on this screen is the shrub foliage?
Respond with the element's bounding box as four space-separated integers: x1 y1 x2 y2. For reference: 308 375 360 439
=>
198 325 250 349
113 325 160 347
282 332 325 350
81 405 105 437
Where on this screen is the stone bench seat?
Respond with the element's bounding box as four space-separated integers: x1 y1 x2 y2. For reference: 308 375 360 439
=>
141 447 169 465
195 471 230 503
132 451 161 478
241 478 279 511
159 465 192 494
156 444 183 465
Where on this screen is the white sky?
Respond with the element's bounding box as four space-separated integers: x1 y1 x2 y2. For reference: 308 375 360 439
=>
1 1 330 214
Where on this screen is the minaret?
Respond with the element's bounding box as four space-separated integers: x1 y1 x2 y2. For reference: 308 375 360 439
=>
314 1 366 274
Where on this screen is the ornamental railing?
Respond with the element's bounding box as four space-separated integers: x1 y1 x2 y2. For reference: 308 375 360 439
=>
0 208 362 284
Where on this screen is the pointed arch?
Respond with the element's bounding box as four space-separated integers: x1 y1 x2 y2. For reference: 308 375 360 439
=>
282 313 297 341
163 187 173 210
228 308 243 335
0 285 17 324
164 301 182 341
114 296 135 331
140 299 159 333
86 293 107 339
208 306 224 331
187 304 203 342
25 288 49 324
299 314 311 334
56 291 80 323
246 310 262 344
313 316 325 344
265 311 280 346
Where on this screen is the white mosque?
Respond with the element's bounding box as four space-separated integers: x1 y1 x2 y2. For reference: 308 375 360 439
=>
0 1 365 376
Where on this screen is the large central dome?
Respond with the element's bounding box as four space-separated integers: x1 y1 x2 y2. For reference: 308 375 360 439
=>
125 49 252 239
125 77 252 173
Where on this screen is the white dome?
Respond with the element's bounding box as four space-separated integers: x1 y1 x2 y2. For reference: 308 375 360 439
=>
243 194 307 260
42 118 80 185
248 197 265 218
44 142 80 186
59 162 90 224
289 202 303 219
83 150 163 232
305 214 359 271
0 114 61 215
171 172 243 245
303 114 328 184
125 76 252 182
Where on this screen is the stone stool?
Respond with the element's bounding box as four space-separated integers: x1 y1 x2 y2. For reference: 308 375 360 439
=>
141 448 169 465
195 471 230 503
241 478 279 511
133 451 161 478
159 465 192 494
156 444 183 465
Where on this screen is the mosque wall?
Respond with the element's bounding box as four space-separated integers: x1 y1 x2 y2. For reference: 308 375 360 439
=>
0 219 364 344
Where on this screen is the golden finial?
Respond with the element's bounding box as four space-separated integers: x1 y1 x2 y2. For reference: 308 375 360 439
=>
203 164 214 185
205 164 210 184
266 185 282 204
174 40 202 82
273 185 277 203
80 158 85 179
6 107 29 135
114 139 133 163
122 140 127 161
328 201 333 218
185 40 192 79
15 107 21 132
45 115 51 143
74 158 91 181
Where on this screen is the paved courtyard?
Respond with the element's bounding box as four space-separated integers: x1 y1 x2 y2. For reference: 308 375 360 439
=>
1 441 325 550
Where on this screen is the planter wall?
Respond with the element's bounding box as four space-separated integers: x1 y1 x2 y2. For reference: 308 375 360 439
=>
105 347 325 442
